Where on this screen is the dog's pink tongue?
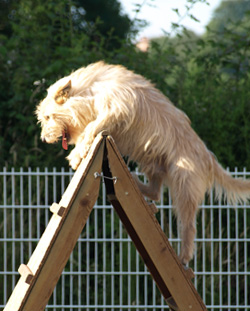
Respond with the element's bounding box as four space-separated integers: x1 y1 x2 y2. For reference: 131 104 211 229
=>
62 131 68 150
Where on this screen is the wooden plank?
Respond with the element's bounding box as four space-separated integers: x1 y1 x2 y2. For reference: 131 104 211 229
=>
4 133 105 311
105 135 207 311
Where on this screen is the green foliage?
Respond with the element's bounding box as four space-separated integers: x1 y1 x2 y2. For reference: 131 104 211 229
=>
0 0 140 168
74 0 132 48
207 0 250 33
1 0 250 171
148 2 250 169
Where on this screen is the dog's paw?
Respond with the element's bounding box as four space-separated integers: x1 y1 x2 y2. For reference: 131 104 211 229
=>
66 142 92 170
69 156 81 170
67 149 82 170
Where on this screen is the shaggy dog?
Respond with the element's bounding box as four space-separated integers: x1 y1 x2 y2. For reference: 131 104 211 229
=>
36 61 250 264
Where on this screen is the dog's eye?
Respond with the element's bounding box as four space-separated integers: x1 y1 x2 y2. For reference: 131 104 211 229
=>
44 115 50 121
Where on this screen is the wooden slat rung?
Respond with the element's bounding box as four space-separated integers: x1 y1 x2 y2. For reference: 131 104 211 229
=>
18 264 34 285
50 203 66 217
184 266 195 280
148 202 158 214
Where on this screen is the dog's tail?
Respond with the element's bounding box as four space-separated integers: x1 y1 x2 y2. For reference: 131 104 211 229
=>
212 155 250 204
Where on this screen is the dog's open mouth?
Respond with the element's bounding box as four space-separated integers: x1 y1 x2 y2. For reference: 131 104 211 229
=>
62 131 69 150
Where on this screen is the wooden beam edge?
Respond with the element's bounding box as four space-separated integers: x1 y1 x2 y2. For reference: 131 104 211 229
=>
105 135 207 311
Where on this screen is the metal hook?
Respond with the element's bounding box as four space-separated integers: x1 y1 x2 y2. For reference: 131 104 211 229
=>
94 172 118 184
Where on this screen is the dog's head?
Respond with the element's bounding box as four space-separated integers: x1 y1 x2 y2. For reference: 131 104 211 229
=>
36 79 72 149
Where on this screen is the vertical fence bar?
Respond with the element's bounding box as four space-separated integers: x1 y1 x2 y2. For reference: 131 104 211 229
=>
227 199 231 308
62 168 66 311
144 263 148 308
86 198 90 311
119 213 123 311
3 167 7 304
218 196 222 311
69 252 73 311
244 169 248 309
52 168 57 311
136 247 139 311
235 168 239 311
1 167 250 310
143 172 148 310
194 240 198 291
160 189 165 310
210 191 214 310
28 168 32 258
77 235 81 311
94 204 98 311
76 168 81 311
102 183 107 311
11 168 15 290
202 204 206 304
44 167 49 225
111 205 115 311
152 271 156 311
36 167 40 238
20 168 24 269
127 239 131 311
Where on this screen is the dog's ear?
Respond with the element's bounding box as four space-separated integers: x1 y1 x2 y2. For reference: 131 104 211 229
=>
55 80 72 105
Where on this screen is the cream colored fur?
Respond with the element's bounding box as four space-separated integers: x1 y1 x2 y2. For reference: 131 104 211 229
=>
36 61 250 264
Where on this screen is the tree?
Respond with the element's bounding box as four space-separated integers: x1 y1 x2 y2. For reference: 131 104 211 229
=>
74 0 132 47
0 0 138 168
207 0 250 33
0 0 19 37
147 1 250 168
2 0 250 169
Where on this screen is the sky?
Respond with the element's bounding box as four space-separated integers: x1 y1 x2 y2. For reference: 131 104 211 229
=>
119 0 222 39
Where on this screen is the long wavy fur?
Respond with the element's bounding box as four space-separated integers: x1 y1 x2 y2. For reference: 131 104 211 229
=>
36 61 250 264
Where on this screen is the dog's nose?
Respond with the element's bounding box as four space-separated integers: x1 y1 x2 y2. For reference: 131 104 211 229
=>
42 137 46 143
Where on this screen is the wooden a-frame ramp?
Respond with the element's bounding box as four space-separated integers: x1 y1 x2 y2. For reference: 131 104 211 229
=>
4 132 207 311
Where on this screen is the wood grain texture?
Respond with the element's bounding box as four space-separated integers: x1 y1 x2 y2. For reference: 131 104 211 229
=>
4 133 105 311
4 133 206 311
106 135 207 311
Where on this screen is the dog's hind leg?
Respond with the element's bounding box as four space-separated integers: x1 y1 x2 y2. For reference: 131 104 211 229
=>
172 184 200 265
132 172 165 201
178 202 197 265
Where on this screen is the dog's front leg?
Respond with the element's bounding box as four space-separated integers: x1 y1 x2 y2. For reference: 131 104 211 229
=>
79 117 111 157
67 117 111 169
67 147 82 170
